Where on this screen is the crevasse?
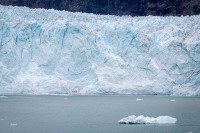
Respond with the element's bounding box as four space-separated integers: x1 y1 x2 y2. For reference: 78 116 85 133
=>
0 5 200 95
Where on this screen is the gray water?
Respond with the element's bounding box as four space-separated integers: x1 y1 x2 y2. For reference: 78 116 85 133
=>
0 95 200 133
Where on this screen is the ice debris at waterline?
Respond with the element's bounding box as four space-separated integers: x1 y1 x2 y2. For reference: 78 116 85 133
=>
0 5 200 96
118 115 177 124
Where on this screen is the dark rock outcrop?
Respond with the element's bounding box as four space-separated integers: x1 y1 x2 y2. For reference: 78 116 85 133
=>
0 0 200 16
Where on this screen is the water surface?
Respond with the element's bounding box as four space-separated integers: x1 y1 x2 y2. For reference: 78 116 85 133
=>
0 95 199 133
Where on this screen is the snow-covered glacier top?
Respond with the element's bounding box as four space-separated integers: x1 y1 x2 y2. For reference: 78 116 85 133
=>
0 5 200 95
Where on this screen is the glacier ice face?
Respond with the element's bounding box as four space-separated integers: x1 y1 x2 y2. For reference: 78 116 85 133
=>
0 5 200 95
118 115 177 124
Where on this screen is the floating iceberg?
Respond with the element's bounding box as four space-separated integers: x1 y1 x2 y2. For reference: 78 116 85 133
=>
0 5 200 95
118 115 177 124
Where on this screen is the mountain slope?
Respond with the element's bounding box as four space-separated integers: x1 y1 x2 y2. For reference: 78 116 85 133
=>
0 0 200 16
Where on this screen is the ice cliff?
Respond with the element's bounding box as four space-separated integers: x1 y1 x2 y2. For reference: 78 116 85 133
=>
0 5 200 95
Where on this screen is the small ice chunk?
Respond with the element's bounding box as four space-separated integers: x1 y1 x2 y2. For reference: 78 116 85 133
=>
170 100 176 102
64 98 68 100
136 98 143 101
10 123 18 126
0 96 7 98
119 115 177 124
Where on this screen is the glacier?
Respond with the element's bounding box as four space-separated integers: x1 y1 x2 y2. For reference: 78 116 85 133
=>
0 5 200 95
